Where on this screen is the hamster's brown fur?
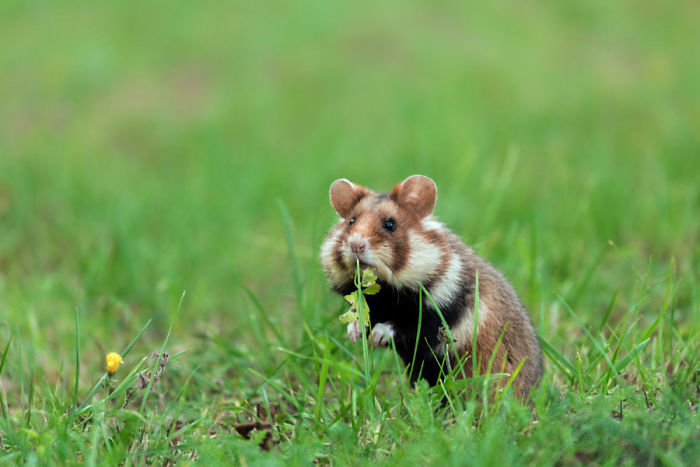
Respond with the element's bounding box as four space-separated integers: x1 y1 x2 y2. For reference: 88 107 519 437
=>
320 175 543 397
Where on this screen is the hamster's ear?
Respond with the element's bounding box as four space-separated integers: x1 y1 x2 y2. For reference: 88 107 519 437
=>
390 175 437 219
329 179 369 218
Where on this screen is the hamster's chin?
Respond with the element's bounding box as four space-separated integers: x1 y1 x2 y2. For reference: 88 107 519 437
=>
344 254 375 272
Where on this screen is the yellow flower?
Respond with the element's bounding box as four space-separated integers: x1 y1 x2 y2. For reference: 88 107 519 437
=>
106 352 124 374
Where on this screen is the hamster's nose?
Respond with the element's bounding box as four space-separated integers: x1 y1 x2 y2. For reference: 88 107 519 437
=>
349 238 368 255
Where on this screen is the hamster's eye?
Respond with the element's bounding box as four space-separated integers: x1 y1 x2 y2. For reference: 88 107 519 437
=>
382 218 396 233
349 217 356 225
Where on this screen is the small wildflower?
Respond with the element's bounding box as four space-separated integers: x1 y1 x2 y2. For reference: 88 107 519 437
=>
106 352 124 374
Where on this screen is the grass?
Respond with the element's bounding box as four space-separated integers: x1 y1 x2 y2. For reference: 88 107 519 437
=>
0 0 699 464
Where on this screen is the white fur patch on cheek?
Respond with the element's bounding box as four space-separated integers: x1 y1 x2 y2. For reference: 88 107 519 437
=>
391 232 442 288
320 230 337 265
320 227 349 286
371 245 394 281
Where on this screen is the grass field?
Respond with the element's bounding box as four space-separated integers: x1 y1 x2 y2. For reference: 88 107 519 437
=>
1 0 699 464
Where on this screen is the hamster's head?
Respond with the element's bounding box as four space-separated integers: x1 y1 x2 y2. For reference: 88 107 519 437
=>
320 175 445 291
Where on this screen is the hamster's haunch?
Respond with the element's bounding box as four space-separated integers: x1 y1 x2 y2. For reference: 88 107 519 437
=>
320 175 543 397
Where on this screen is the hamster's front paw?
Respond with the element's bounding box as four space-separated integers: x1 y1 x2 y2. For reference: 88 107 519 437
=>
371 322 395 347
347 321 362 343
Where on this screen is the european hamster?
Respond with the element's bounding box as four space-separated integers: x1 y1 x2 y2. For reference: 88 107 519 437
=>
320 175 543 397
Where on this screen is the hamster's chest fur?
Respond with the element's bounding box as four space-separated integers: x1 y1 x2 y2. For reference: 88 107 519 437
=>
339 281 470 386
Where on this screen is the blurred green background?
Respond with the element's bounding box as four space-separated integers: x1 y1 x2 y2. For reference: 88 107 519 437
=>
0 0 698 381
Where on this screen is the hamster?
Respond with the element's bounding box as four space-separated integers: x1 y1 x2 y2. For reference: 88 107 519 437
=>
320 175 543 397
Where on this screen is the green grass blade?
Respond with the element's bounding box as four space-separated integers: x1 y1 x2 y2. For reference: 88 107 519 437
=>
558 294 622 385
355 261 371 385
315 343 330 421
569 250 603 306
141 290 186 411
0 335 12 419
482 323 508 408
277 199 303 311
25 370 34 426
121 319 153 357
598 288 619 331
248 368 301 411
74 307 81 408
612 338 650 375
242 285 285 347
501 356 527 396
276 347 364 378
408 287 424 382
538 336 575 381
